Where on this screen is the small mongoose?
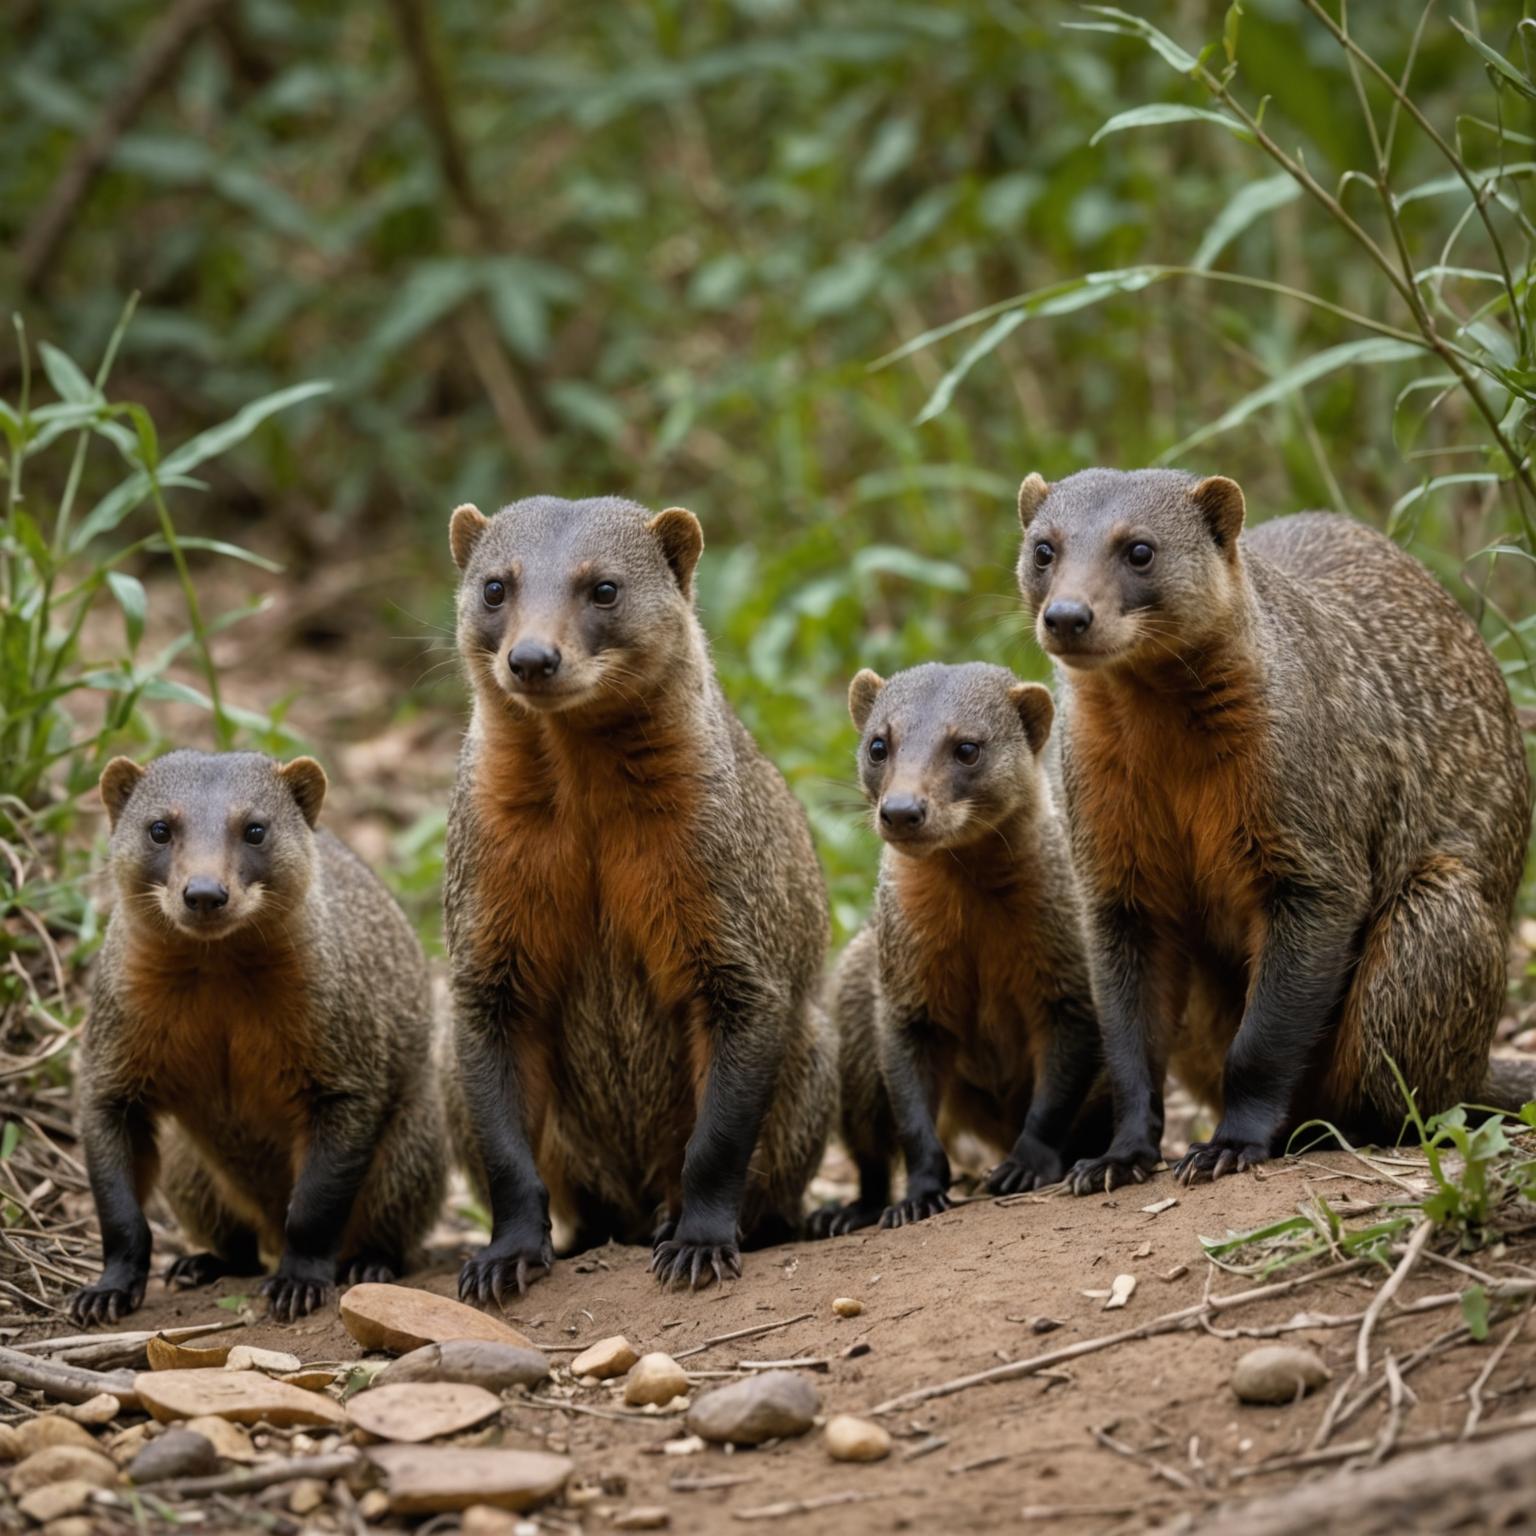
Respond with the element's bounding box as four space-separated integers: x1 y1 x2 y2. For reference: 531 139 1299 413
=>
72 750 447 1324
811 662 1107 1234
1017 468 1534 1191
443 495 835 1295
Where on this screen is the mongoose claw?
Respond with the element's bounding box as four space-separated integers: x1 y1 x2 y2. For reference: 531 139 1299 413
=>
340 1255 399 1287
259 1264 335 1323
1065 1146 1159 1197
1173 1138 1268 1185
807 1200 883 1239
458 1238 553 1307
983 1150 1064 1197
878 1188 952 1228
650 1238 741 1290
69 1272 147 1327
166 1251 239 1290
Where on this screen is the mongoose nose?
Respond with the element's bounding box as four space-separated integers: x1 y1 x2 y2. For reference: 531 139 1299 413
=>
1043 599 1094 638
183 877 229 914
508 640 562 682
879 793 928 833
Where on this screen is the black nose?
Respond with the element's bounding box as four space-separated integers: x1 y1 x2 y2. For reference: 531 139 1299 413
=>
879 793 928 832
183 877 229 914
1043 599 1093 638
508 640 562 682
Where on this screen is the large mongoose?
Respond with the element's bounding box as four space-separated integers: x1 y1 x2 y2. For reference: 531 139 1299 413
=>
72 751 446 1324
811 663 1107 1234
443 495 835 1295
1016 468 1534 1192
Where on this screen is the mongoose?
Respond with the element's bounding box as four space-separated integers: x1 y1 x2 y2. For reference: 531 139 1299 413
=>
72 750 446 1324
442 495 835 1295
1016 468 1534 1192
811 663 1107 1234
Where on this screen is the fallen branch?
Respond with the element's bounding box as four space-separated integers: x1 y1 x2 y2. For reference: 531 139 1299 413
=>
1463 1304 1528 1438
15 1319 241 1370
0 1345 140 1410
675 1313 814 1362
734 1491 890 1521
1355 1218 1432 1377
165 1450 361 1498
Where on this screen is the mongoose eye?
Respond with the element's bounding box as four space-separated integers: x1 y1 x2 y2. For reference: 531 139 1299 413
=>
1033 541 1055 569
244 823 266 846
592 581 619 608
483 579 506 607
868 737 889 763
1127 541 1155 570
955 741 981 766
148 821 171 845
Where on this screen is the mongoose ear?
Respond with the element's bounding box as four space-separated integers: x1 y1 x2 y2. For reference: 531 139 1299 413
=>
1017 473 1050 529
449 503 490 570
278 757 328 828
99 757 146 830
848 669 886 732
1009 682 1055 755
1190 476 1245 552
648 507 704 598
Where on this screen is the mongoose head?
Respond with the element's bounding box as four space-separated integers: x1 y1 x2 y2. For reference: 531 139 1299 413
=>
848 662 1054 855
98 750 326 940
1015 468 1248 671
449 496 704 717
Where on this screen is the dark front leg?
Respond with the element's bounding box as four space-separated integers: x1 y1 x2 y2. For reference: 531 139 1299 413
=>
1068 905 1169 1196
1175 886 1356 1184
73 1100 156 1326
879 1007 953 1228
986 992 1101 1196
263 1091 382 1322
652 1011 779 1291
457 1012 553 1306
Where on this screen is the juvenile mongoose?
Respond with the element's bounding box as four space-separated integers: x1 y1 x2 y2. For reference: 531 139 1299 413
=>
811 663 1106 1234
1016 468 1534 1191
72 750 446 1324
443 495 835 1295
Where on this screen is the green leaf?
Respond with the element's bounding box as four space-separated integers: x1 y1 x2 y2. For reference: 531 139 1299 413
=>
1223 0 1242 65
1193 174 1299 270
105 572 147 652
215 1294 250 1313
1388 473 1500 537
852 545 969 591
0 1122 18 1161
38 343 96 405
1450 20 1536 100
1462 1284 1491 1341
1090 104 1251 148
1066 8 1199 74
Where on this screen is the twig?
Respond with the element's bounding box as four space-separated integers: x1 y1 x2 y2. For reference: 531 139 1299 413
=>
0 1345 140 1410
1369 1354 1408 1466
1091 1425 1195 1492
15 1319 242 1370
734 1491 889 1521
736 1356 830 1373
1356 1218 1433 1377
518 1397 683 1424
1464 1306 1529 1438
168 1450 361 1498
1022 1501 1175 1521
675 1313 814 1362
670 1473 756 1492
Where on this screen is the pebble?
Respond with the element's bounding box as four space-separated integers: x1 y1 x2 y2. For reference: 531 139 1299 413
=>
461 1508 523 1536
134 1369 347 1428
357 1489 391 1521
0 1424 16 1459
126 1428 218 1484
183 1417 255 1462
225 1346 302 1375
377 1340 551 1392
349 1383 502 1443
831 1297 863 1318
38 1517 96 1536
59 1395 121 1427
9 1445 119 1496
367 1445 574 1515
12 1419 98 1457
1231 1345 1332 1404
340 1283 533 1354
289 1477 329 1514
623 1353 689 1407
684 1371 819 1446
613 1507 671 1530
105 1424 156 1466
571 1336 638 1380
17 1480 97 1524
823 1414 891 1462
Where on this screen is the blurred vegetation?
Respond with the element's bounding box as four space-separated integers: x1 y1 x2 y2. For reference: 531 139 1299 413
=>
1 0 1533 1055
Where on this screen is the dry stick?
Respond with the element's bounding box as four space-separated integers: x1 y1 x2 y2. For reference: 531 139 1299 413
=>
1316 1319 1470 1452
0 1346 140 1410
1463 1305 1529 1438
1091 1425 1196 1493
733 1490 890 1521
15 1319 240 1364
518 1397 682 1424
868 1258 1372 1417
1022 1501 1175 1522
670 1473 756 1493
17 0 233 290
1355 1217 1433 1378
736 1356 830 1372
674 1312 814 1362
164 1450 361 1499
1369 1353 1407 1466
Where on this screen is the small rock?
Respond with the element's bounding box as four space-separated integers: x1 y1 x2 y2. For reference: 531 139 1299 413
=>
13 1419 98 1457
105 1424 155 1466
1231 1345 1332 1405
340 1283 532 1355
614 1507 671 1530
357 1489 391 1520
17 1480 96 1524
183 1417 255 1462
9 1446 118 1496
623 1354 688 1407
461 1507 522 1536
377 1340 551 1392
831 1297 863 1318
823 1414 891 1463
367 1445 573 1514
289 1477 328 1514
1105 1274 1137 1311
127 1428 218 1485
0 1424 17 1460
280 1368 337 1392
59 1395 120 1427
684 1371 819 1446
225 1346 303 1376
133 1369 346 1428
572 1335 638 1380
349 1383 502 1443
38 1517 95 1536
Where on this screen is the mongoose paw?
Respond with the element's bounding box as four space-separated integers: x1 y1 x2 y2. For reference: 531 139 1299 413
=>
650 1238 742 1290
166 1251 243 1290
1066 1145 1160 1197
259 1259 336 1323
340 1255 399 1287
878 1187 952 1228
459 1236 554 1307
806 1200 883 1239
1173 1138 1269 1184
69 1270 147 1327
983 1143 1064 1196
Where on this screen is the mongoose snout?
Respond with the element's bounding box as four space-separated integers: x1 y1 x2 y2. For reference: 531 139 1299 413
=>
1041 597 1093 640
181 875 229 915
507 637 562 684
877 791 928 836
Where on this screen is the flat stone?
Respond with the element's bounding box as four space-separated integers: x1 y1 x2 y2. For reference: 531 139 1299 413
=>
377 1340 550 1393
0 1424 17 1459
289 1477 328 1514
357 1489 391 1520
367 1445 573 1515
183 1417 255 1462
349 1383 502 1443
127 1428 219 1484
613 1507 671 1530
225 1346 302 1375
9 1445 118 1496
823 1414 891 1462
134 1369 346 1428
17 1480 96 1523
623 1353 689 1408
145 1338 232 1371
59 1395 121 1427
684 1371 819 1446
12 1419 98 1457
280 1368 337 1391
37 1516 96 1536
571 1336 637 1380
340 1284 532 1354
1231 1345 1331 1405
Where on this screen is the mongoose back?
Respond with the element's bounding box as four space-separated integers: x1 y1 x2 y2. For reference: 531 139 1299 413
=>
74 751 446 1324
443 495 835 1294
1017 468 1533 1192
812 662 1106 1234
